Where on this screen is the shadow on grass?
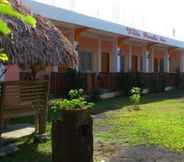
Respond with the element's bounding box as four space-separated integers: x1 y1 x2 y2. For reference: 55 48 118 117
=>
92 89 184 115
1 143 51 162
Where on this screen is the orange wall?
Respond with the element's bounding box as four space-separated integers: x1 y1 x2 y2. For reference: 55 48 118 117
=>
80 36 98 52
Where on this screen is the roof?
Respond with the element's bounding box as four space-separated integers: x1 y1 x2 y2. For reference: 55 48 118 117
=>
24 0 184 49
0 0 78 66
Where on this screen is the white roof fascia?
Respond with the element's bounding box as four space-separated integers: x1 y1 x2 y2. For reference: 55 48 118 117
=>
24 0 184 49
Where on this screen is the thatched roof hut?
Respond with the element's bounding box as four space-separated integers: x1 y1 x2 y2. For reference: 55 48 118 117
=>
0 0 78 66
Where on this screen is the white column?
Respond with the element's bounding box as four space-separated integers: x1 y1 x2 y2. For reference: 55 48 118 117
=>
143 49 149 73
149 48 154 72
180 52 184 72
117 48 121 72
128 44 132 72
97 39 101 73
111 40 118 72
164 48 170 73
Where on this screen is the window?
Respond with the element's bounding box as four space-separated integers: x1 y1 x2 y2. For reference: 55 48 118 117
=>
79 51 92 72
154 58 159 72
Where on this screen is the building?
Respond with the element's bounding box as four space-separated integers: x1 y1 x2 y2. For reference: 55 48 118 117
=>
4 0 184 81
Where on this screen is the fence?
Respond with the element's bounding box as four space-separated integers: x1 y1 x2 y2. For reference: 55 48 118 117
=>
49 72 183 97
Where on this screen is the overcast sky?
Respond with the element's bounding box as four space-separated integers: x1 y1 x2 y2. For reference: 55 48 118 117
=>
35 0 184 41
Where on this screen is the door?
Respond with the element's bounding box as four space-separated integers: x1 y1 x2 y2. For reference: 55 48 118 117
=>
132 55 138 72
101 52 110 73
154 58 159 72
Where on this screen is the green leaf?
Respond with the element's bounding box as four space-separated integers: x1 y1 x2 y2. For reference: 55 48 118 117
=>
0 19 11 35
0 3 37 28
0 52 8 62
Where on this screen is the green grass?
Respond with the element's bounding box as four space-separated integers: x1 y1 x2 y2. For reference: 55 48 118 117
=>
2 89 184 162
94 90 184 151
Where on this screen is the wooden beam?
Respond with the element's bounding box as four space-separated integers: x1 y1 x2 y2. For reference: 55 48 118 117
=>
168 47 179 54
74 27 88 41
117 36 129 48
146 43 158 51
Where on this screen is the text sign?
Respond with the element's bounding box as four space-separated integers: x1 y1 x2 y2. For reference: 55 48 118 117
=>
126 27 167 43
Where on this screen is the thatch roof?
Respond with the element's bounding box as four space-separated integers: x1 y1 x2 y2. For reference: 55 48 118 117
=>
0 0 78 66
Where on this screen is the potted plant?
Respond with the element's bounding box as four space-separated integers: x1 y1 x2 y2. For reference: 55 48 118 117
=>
50 89 94 162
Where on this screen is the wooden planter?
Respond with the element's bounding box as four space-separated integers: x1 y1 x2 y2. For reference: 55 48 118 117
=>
52 109 93 162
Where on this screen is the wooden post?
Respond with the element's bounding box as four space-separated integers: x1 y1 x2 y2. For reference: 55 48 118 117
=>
38 81 49 134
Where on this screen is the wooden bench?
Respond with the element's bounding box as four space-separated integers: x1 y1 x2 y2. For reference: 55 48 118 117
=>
0 80 49 139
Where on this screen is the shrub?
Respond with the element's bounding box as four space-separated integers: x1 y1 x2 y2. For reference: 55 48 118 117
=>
129 87 141 110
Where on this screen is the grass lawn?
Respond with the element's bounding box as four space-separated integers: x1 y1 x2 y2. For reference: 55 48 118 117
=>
2 89 184 162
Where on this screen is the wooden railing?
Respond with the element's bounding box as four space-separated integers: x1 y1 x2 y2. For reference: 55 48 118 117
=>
0 80 49 136
49 72 86 97
49 72 184 97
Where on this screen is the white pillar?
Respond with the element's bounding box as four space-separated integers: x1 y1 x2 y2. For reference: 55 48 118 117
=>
110 40 118 72
180 52 184 72
164 48 170 73
97 39 102 73
142 48 149 72
149 48 154 72
117 48 121 72
128 44 132 72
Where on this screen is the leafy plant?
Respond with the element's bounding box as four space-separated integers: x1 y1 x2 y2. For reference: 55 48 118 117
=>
129 87 141 110
68 89 84 99
0 1 37 36
50 89 94 120
0 19 11 35
0 3 37 28
0 0 10 5
0 52 8 62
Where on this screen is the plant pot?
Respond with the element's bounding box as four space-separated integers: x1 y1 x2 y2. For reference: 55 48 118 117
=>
52 109 93 162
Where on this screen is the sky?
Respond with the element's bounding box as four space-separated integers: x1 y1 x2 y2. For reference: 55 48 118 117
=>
35 0 184 41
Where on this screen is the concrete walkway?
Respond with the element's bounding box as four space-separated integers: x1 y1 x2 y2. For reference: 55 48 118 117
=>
110 144 184 162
